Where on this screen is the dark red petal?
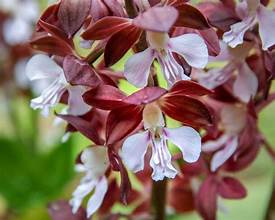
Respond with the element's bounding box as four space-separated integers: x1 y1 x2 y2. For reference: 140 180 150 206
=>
38 3 60 30
124 87 167 105
196 175 218 220
48 200 88 220
169 80 213 96
106 105 143 145
104 26 141 66
174 3 210 29
133 6 178 32
199 28 220 56
83 85 126 110
90 0 109 21
108 148 131 204
104 0 126 17
160 95 212 127
218 177 247 199
38 19 73 47
63 55 101 87
57 114 104 145
198 2 239 31
224 144 260 172
30 34 73 56
58 0 91 37
81 17 132 40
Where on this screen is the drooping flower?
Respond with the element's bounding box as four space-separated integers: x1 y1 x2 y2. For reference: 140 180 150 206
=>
194 41 258 103
223 0 275 50
202 104 247 171
124 31 208 88
70 147 109 218
25 54 91 116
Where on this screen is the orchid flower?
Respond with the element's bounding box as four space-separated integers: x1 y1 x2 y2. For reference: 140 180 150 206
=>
25 54 91 116
122 102 201 181
202 104 247 171
0 0 39 45
223 0 275 50
124 31 208 88
194 41 258 103
70 147 109 218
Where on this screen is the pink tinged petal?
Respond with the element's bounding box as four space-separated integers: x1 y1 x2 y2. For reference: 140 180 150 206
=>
211 136 238 172
121 131 150 172
124 47 155 88
257 5 275 50
70 179 96 214
169 34 208 68
233 62 258 103
86 176 108 218
194 64 234 89
223 16 256 48
67 86 91 116
209 41 232 62
157 51 190 88
202 134 230 152
26 54 63 81
164 126 201 163
150 132 177 181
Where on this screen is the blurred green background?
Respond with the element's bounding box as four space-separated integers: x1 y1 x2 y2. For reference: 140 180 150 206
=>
0 0 274 220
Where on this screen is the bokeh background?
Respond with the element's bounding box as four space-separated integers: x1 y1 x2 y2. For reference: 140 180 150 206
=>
0 0 274 219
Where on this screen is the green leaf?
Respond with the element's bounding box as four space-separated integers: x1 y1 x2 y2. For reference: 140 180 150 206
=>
0 138 74 211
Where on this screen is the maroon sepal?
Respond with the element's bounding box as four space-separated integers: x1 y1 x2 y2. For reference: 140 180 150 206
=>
30 33 74 56
218 177 247 199
108 148 131 205
173 3 210 29
81 17 132 40
106 105 143 145
58 0 91 37
63 55 101 87
83 85 126 110
57 113 104 145
196 175 218 220
104 25 142 66
38 19 74 48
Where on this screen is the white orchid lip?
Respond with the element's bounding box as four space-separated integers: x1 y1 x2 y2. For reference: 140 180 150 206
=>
26 54 91 117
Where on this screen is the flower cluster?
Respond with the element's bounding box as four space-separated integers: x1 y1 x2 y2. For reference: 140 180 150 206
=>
25 0 275 219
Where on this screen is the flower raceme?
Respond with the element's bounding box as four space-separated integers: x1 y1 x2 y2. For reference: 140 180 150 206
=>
23 0 275 219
